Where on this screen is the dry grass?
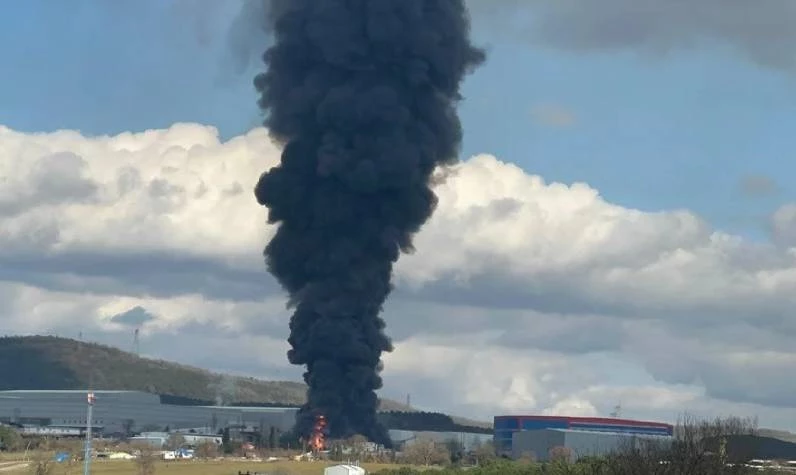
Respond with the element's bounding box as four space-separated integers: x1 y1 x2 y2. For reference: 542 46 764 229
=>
0 454 401 475
99 459 399 475
0 453 41 463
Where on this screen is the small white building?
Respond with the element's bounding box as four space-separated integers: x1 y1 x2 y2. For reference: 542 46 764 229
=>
324 464 366 475
107 452 135 460
181 433 222 446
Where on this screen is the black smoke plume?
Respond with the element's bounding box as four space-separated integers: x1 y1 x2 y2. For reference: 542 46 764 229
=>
253 0 484 445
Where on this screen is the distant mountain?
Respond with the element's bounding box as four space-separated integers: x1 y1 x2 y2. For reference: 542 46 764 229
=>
0 335 413 411
724 434 796 460
759 428 796 444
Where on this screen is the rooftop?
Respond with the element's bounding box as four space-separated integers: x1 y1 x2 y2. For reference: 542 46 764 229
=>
543 428 673 438
495 415 673 428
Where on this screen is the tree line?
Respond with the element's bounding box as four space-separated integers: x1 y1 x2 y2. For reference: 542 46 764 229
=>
376 415 794 475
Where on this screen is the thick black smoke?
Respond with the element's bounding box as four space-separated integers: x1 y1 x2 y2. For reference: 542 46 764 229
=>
253 0 484 444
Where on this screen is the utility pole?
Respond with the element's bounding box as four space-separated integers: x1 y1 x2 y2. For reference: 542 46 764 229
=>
83 391 95 475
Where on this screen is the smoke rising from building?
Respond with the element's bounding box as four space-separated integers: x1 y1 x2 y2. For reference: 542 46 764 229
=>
211 374 238 406
252 0 484 444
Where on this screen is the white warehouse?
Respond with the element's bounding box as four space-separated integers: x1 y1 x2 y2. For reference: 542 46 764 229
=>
324 465 366 475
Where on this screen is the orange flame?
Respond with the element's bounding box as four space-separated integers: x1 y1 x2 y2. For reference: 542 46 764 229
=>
309 414 327 452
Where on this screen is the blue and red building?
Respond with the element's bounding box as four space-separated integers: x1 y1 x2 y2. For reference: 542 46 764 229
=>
494 415 674 454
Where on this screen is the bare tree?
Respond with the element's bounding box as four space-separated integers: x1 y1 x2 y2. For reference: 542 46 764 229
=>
444 438 465 463
345 434 369 460
402 436 449 466
133 443 158 475
472 440 497 466
195 441 219 460
29 439 55 475
0 425 23 452
29 452 54 475
516 450 536 465
164 433 185 451
604 414 760 475
549 445 573 463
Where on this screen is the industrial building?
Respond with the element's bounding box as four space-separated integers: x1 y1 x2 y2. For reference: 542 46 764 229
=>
0 390 493 451
494 415 674 462
389 429 493 451
0 390 298 437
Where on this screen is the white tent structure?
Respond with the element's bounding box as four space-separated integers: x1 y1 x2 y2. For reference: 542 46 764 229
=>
324 464 366 475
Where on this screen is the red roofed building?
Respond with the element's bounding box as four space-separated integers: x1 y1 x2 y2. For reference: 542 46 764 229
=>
494 415 674 456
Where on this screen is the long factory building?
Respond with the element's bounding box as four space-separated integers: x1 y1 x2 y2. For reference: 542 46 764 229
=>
0 390 298 437
0 390 490 450
494 415 674 462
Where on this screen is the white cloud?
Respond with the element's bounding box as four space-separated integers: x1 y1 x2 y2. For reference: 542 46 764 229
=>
400 155 796 333
0 123 271 259
2 123 796 430
382 337 600 415
542 398 598 417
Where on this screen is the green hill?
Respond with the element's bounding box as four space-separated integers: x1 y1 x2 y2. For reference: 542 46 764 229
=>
0 335 414 411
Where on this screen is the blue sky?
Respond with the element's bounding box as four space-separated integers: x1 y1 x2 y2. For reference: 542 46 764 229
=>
2 0 795 239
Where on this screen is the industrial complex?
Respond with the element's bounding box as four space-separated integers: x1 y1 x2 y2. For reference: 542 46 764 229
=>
0 389 492 452
0 388 683 462
494 415 674 461
0 390 298 437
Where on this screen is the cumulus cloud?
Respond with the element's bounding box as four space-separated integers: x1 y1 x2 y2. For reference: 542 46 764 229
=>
0 123 274 298
3 123 796 428
467 0 796 73
399 156 796 332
